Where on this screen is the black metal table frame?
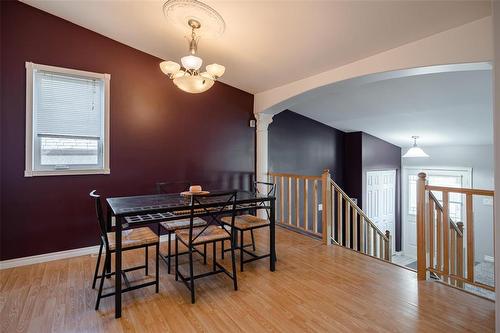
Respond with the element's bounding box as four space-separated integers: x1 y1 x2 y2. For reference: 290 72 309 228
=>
106 191 276 318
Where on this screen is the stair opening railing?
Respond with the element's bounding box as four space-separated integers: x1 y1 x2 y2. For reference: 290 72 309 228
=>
268 169 392 261
416 172 495 293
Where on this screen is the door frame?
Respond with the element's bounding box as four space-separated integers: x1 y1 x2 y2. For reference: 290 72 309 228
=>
401 166 472 257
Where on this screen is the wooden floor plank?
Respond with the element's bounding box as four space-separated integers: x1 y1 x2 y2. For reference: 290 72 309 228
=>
0 227 495 332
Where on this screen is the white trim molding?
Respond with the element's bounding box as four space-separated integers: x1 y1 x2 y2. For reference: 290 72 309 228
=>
0 235 171 270
24 62 111 177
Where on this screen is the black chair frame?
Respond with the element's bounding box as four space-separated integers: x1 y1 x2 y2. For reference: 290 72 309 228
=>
155 181 207 274
90 190 159 310
175 191 238 304
221 181 276 271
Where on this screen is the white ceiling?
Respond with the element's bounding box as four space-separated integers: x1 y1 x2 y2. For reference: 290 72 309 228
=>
289 69 493 147
22 0 491 93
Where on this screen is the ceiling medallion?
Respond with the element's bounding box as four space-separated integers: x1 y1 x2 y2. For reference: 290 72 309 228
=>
160 0 226 93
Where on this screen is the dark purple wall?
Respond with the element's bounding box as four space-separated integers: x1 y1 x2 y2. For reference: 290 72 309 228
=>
361 132 402 250
269 111 344 185
0 1 255 260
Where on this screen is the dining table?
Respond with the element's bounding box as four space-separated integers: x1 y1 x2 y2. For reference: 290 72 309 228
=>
106 190 276 318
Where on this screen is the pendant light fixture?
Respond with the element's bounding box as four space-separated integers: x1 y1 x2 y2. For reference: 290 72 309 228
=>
403 136 429 158
159 0 225 94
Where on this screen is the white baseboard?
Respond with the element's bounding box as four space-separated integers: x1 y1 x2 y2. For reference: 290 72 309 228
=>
0 234 171 270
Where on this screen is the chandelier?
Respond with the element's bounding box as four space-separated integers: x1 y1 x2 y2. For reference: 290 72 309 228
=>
159 1 225 94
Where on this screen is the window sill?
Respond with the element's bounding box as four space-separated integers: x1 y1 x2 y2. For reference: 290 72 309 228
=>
24 169 110 177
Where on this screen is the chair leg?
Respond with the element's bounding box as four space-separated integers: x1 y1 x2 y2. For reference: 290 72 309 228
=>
167 230 171 274
212 241 217 271
203 243 207 264
240 230 244 272
250 229 256 251
221 239 225 259
230 237 238 291
92 243 103 289
155 243 160 293
145 246 149 275
95 253 109 310
175 237 179 281
189 245 195 304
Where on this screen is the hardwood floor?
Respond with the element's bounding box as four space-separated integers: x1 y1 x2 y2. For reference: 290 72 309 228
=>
0 227 495 332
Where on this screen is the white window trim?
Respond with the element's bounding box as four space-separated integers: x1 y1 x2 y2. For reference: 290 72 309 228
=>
24 62 111 177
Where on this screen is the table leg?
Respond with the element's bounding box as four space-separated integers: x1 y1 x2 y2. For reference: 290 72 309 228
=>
270 199 276 272
115 216 122 318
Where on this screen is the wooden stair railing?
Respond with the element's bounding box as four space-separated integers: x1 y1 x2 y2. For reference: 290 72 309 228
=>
268 169 392 262
416 172 495 293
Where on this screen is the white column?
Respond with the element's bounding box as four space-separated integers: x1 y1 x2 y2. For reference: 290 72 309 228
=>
255 113 274 185
255 113 274 219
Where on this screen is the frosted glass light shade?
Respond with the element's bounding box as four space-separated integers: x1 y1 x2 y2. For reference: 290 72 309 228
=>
206 63 225 78
181 55 203 70
159 61 181 75
403 146 429 158
173 75 214 93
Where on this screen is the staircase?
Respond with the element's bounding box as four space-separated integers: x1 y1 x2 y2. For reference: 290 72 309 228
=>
416 172 495 295
268 169 391 262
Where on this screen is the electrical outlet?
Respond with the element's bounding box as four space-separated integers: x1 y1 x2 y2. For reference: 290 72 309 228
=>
318 204 323 211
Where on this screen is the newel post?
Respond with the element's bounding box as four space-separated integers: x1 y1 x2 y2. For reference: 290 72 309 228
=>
384 230 392 261
416 172 427 281
321 169 332 245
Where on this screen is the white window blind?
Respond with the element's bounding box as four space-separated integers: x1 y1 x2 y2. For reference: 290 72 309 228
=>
25 62 110 176
34 71 103 138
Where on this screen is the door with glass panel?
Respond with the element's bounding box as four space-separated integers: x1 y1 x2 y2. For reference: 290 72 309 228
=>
404 168 471 258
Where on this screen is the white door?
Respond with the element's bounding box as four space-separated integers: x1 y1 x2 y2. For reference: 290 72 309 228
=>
403 168 471 258
366 170 396 252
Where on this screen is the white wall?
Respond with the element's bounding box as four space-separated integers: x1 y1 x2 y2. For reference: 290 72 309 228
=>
492 1 499 330
402 145 495 262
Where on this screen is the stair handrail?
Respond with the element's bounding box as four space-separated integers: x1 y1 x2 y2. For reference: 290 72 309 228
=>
428 191 463 237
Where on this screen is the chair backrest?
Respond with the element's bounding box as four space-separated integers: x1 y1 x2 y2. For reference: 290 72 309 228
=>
253 181 276 219
156 181 191 194
89 190 109 248
187 191 237 245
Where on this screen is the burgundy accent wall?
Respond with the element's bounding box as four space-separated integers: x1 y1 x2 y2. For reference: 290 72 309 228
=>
269 111 344 185
0 1 254 260
344 132 402 250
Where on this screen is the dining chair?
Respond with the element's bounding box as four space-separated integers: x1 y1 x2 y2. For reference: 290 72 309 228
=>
175 191 238 304
156 181 208 274
220 181 276 271
90 190 160 310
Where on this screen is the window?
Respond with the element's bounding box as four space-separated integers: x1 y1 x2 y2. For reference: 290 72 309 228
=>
407 168 471 222
25 62 110 176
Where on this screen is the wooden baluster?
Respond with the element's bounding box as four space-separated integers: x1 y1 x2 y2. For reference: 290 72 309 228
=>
330 185 335 241
416 172 427 280
466 194 474 283
303 179 309 232
373 227 377 258
280 176 284 224
457 222 464 288
429 199 435 270
436 208 442 272
345 201 351 248
359 215 366 253
450 227 456 285
295 178 300 228
337 192 343 246
366 224 372 255
288 177 292 225
379 232 384 260
321 169 332 245
313 179 318 234
384 230 392 261
352 210 358 251
442 191 450 279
